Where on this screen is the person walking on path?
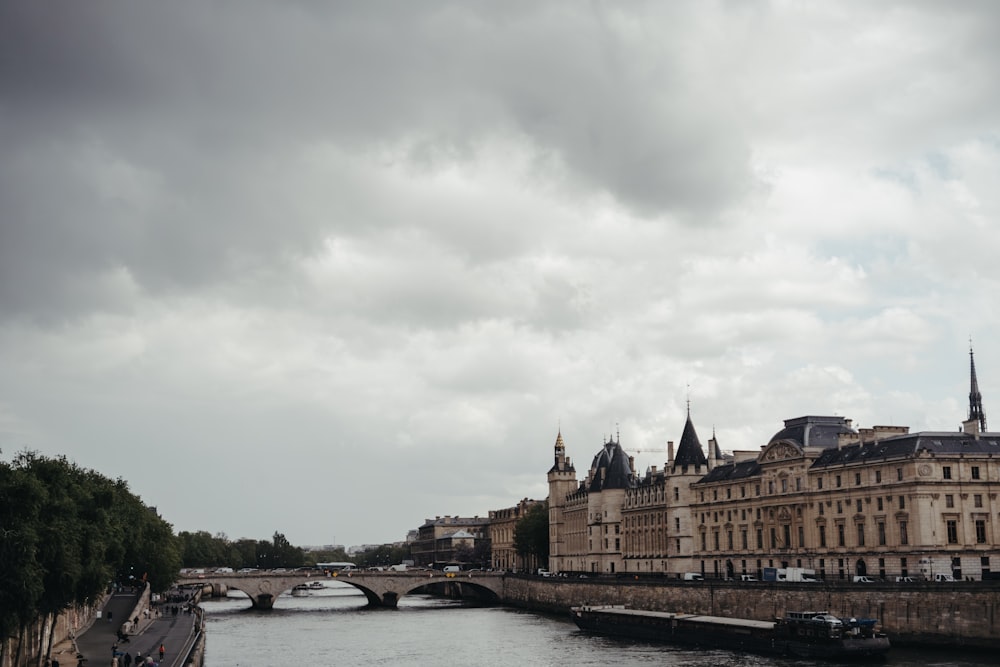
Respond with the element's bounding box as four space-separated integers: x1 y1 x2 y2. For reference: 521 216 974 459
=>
158 644 165 661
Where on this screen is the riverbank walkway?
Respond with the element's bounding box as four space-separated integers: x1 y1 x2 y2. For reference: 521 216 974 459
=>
50 589 199 667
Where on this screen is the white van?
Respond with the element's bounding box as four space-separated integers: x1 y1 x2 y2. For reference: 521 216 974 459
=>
682 572 704 581
853 576 874 583
739 574 758 582
443 565 461 573
932 573 955 582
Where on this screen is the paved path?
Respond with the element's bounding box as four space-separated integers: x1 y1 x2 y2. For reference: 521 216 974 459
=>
54 591 198 667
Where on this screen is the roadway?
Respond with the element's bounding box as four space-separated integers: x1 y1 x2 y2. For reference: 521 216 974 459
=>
65 590 198 667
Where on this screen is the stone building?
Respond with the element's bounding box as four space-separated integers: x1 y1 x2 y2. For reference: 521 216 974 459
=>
410 515 489 567
488 498 544 572
547 350 1000 581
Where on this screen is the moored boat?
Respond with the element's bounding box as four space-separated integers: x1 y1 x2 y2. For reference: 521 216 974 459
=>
570 605 890 660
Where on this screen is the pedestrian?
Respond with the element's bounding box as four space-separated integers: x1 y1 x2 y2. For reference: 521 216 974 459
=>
107 610 113 623
123 653 132 667
158 644 165 661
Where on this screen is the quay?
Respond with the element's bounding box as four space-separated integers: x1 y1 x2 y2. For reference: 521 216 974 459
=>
48 586 202 667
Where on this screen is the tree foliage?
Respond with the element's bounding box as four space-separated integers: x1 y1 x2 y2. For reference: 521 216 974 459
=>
513 502 549 565
178 530 306 569
352 543 411 569
0 451 182 648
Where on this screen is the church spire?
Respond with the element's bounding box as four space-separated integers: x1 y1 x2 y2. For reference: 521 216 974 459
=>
969 344 987 432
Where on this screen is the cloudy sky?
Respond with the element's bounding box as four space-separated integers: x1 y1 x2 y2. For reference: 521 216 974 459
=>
2 1 1000 548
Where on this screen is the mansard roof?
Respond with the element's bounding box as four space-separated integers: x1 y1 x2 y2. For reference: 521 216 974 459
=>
811 430 1000 468
588 437 636 492
768 415 855 449
672 413 708 469
699 458 761 483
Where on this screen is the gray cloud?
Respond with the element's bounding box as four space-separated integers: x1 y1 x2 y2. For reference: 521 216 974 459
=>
2 1 1000 546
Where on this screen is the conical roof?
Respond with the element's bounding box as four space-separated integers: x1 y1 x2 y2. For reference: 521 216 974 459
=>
672 413 707 469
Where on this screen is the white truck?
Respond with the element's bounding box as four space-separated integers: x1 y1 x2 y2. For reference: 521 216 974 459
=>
777 567 819 582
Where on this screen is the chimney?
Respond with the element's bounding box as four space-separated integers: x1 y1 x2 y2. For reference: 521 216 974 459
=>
667 441 675 462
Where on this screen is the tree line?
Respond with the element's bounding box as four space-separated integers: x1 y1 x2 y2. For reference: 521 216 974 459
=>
0 451 182 665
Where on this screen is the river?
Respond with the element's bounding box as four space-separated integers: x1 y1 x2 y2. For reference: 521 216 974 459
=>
199 581 993 667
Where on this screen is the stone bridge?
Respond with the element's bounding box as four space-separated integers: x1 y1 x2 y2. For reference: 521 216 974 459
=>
176 571 505 610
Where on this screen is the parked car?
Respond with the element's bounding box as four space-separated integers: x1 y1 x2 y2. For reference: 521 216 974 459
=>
895 576 914 583
853 576 874 583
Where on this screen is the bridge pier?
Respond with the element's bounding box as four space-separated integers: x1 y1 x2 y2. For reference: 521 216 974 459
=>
252 593 275 610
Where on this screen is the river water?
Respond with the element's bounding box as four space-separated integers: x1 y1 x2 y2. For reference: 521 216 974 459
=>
200 582 992 667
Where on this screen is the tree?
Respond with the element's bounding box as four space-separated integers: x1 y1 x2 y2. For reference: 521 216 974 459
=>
513 502 549 570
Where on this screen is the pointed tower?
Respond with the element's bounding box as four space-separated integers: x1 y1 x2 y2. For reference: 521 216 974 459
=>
672 405 708 473
666 404 708 576
968 345 987 432
547 429 577 572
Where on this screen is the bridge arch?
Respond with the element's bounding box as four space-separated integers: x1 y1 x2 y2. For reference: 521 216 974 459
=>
177 571 505 610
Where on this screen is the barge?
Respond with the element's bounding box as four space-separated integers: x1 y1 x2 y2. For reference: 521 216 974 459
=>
570 605 890 660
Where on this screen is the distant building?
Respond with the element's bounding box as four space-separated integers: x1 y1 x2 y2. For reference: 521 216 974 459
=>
410 515 489 566
548 348 1000 581
488 498 544 572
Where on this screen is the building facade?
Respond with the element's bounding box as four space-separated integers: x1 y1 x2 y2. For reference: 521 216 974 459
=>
410 515 489 567
548 351 1000 581
488 498 544 572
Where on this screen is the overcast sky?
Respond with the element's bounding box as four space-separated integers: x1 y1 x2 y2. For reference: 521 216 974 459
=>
2 1 1000 549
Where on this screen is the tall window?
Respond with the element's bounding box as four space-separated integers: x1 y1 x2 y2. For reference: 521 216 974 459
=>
877 522 886 546
946 520 958 544
856 523 865 547
818 477 824 490
855 472 861 485
877 497 883 511
798 526 805 548
836 475 842 488
899 496 906 509
741 530 748 550
976 520 987 544
757 529 763 549
943 466 952 480
875 470 882 483
972 466 981 480
819 525 827 547
899 521 908 546
946 495 954 508
897 468 903 481
974 494 983 508
837 524 845 547
856 499 863 513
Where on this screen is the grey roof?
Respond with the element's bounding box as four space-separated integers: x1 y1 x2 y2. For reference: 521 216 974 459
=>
699 458 761 483
812 431 1000 468
588 437 636 492
768 415 855 449
672 414 708 469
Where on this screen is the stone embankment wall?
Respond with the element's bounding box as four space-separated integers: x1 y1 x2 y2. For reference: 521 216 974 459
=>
502 577 1000 650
